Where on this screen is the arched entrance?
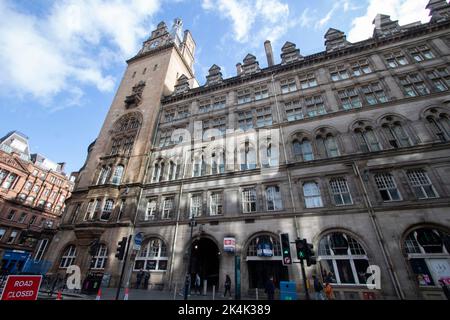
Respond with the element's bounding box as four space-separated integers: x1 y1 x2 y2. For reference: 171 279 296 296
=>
190 237 220 289
246 234 289 289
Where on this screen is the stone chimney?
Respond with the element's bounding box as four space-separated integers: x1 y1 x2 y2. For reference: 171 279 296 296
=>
264 40 275 67
236 63 243 76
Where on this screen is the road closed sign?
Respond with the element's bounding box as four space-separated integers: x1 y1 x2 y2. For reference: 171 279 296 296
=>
0 275 42 300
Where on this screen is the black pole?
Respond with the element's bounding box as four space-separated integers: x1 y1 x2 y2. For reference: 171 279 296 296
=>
300 258 310 300
184 217 195 300
115 235 132 300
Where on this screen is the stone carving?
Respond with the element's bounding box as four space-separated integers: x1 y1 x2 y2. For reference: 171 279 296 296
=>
125 81 146 108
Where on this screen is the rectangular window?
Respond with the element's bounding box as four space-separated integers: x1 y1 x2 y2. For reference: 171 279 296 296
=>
164 109 176 122
361 82 388 105
330 178 353 206
213 97 226 110
210 192 223 216
237 89 252 104
409 45 435 62
18 212 27 223
256 107 273 127
351 59 372 76
338 88 362 110
280 78 297 94
254 85 269 100
7 210 16 220
242 188 257 213
199 101 211 113
2 173 17 189
399 74 430 97
285 100 303 121
162 197 174 219
407 169 438 199
177 106 190 119
374 173 401 201
303 182 323 208
266 186 283 211
385 51 409 68
7 230 18 244
144 199 157 221
305 96 326 117
299 73 318 89
35 239 49 261
238 111 253 131
0 229 5 241
330 65 349 81
159 130 173 147
427 67 450 92
190 194 202 218
203 117 226 137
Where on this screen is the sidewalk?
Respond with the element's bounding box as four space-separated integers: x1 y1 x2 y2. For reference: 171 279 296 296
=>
39 288 261 301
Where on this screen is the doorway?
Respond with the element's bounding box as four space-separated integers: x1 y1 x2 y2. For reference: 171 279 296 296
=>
190 237 220 289
247 260 289 289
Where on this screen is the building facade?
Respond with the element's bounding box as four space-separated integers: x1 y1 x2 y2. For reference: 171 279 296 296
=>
46 1 450 300
0 131 74 274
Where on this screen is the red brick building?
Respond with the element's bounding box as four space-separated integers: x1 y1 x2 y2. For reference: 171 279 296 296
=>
0 131 74 274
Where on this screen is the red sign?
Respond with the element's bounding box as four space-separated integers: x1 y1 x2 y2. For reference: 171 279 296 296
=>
0 275 42 300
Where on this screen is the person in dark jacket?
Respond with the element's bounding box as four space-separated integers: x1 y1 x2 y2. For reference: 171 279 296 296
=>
136 269 144 289
143 270 150 289
224 274 232 298
313 275 325 300
265 277 275 300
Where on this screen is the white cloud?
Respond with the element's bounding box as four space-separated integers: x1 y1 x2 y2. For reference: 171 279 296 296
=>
201 0 290 44
348 0 431 42
0 0 161 107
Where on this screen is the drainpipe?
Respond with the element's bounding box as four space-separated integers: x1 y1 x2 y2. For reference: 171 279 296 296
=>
168 149 188 289
352 161 405 300
270 72 298 236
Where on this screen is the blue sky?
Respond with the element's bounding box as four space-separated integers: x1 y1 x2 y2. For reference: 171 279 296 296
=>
0 0 432 174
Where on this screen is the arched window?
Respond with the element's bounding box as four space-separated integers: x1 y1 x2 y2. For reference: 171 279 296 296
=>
192 154 206 177
91 244 108 270
381 116 412 148
353 122 381 152
168 161 178 180
303 182 323 208
211 150 225 174
404 228 450 287
59 245 77 268
247 235 281 258
318 232 369 285
111 165 124 185
134 238 168 271
424 108 450 142
152 161 165 182
240 141 257 170
110 138 122 155
293 138 314 161
316 128 340 158
100 199 114 221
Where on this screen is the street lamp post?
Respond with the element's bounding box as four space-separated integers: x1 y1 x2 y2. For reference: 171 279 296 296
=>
184 216 196 300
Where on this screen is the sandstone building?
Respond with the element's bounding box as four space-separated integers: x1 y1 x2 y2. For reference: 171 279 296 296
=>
0 131 74 274
45 1 450 299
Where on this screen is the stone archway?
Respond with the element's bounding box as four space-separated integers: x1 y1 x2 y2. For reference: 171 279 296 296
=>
190 237 221 289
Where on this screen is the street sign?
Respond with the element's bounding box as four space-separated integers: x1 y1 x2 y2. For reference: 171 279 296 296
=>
0 275 42 300
133 232 144 251
224 237 236 253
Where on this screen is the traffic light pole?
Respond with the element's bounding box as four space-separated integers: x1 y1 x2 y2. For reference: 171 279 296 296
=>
300 258 310 300
115 235 132 300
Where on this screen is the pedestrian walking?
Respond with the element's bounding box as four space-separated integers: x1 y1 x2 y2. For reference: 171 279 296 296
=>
324 282 334 300
194 273 201 295
224 274 232 298
439 280 450 300
136 269 144 289
265 277 275 300
143 270 150 290
312 275 325 300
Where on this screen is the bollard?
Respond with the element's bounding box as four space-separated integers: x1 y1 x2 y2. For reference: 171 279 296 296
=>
203 280 207 296
212 285 215 300
256 288 259 300
173 283 177 300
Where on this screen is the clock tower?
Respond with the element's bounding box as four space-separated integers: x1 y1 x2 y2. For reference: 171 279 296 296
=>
48 18 198 286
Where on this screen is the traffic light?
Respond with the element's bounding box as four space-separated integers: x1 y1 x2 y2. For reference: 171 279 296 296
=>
305 242 317 266
115 237 127 260
280 233 292 265
295 238 307 260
